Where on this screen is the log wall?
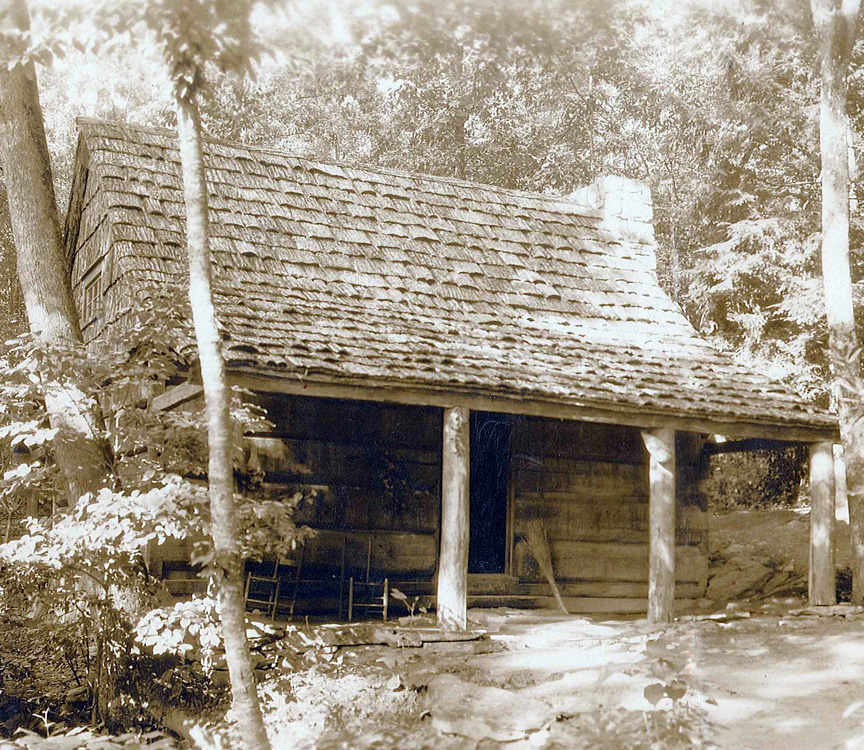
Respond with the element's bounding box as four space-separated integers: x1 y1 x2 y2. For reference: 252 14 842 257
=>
154 393 710 608
246 394 442 577
510 417 708 599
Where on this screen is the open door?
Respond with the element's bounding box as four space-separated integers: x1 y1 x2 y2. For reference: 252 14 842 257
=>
468 412 513 574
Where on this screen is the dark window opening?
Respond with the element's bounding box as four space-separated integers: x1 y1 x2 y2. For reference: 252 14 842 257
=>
469 412 514 574
80 263 103 325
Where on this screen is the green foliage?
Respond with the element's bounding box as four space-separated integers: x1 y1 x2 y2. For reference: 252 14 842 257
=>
0 192 25 343
545 639 712 749
0 0 847 412
545 703 712 749
137 0 263 102
235 491 315 564
0 480 205 728
134 596 221 671
0 289 304 727
701 447 808 511
389 587 428 621
2 0 858 410
7 727 178 749
1 477 204 572
167 0 842 404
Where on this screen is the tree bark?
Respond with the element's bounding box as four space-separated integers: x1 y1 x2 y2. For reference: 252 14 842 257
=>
835 444 850 522
174 96 271 750
811 0 864 603
0 0 113 504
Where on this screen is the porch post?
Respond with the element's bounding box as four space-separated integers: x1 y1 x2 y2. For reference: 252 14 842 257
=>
641 428 676 623
438 406 470 631
809 441 836 605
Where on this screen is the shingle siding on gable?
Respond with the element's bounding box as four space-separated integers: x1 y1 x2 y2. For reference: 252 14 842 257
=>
64 119 836 439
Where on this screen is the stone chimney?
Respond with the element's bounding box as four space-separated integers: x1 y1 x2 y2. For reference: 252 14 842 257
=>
569 175 656 274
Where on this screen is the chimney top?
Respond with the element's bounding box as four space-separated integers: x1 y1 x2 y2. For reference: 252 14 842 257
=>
569 174 655 270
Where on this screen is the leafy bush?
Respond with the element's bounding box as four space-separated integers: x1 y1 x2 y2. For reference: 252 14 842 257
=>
0 291 305 730
8 727 178 749
134 597 221 671
0 478 213 729
701 447 807 511
545 704 713 749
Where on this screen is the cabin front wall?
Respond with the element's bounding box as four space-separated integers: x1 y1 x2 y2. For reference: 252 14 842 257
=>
154 391 708 612
219 393 708 614
246 394 443 582
508 417 708 612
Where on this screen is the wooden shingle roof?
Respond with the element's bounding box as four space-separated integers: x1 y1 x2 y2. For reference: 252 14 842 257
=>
66 120 836 441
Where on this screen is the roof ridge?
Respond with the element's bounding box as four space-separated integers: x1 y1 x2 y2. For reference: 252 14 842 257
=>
74 117 601 215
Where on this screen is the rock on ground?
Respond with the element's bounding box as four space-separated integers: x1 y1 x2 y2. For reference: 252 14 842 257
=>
706 557 773 601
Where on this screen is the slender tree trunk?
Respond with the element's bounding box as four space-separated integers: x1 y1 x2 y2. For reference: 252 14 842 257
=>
671 223 681 303
0 0 113 504
175 96 271 750
811 0 864 602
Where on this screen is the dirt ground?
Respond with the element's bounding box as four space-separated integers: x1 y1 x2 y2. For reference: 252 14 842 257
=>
690 608 864 750
247 509 864 749
252 605 864 750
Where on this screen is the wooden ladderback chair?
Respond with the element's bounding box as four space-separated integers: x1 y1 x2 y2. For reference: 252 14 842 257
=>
346 539 390 621
244 546 305 621
281 534 349 621
244 557 283 621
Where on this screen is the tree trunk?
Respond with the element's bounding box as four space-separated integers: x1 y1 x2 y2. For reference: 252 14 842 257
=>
811 0 864 603
174 96 271 750
0 0 113 504
835 444 850 522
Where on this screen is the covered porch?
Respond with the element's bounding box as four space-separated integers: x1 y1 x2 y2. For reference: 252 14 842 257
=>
241 373 839 628
156 374 838 628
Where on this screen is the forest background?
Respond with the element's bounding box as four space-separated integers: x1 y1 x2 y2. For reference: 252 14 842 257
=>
0 0 848 528
0 0 847 404
0 0 855 745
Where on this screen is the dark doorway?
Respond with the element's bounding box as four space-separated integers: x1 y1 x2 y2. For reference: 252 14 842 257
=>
469 412 513 574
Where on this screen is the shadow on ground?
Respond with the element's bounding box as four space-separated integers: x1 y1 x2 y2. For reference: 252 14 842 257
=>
251 603 864 749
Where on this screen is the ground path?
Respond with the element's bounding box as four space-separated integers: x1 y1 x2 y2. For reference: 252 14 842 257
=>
264 606 864 749
691 613 864 749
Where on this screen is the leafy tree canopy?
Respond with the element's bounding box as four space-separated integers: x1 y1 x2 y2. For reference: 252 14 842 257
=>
4 0 862 401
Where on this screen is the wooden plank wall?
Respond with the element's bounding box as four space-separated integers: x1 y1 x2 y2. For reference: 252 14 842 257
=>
510 417 708 599
246 394 442 577
70 177 113 343
70 169 187 346
154 394 710 610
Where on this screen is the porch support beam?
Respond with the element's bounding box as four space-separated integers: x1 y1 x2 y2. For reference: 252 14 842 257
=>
229 372 839 444
438 406 470 631
809 441 837 605
642 428 676 623
152 382 204 411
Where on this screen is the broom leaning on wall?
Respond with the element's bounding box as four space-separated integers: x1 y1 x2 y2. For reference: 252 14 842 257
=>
524 519 569 615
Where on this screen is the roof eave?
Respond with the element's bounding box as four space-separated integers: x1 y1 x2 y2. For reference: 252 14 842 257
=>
228 368 839 444
63 132 91 272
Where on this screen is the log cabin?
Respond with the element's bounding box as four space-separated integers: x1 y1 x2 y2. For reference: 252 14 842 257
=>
64 120 839 626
